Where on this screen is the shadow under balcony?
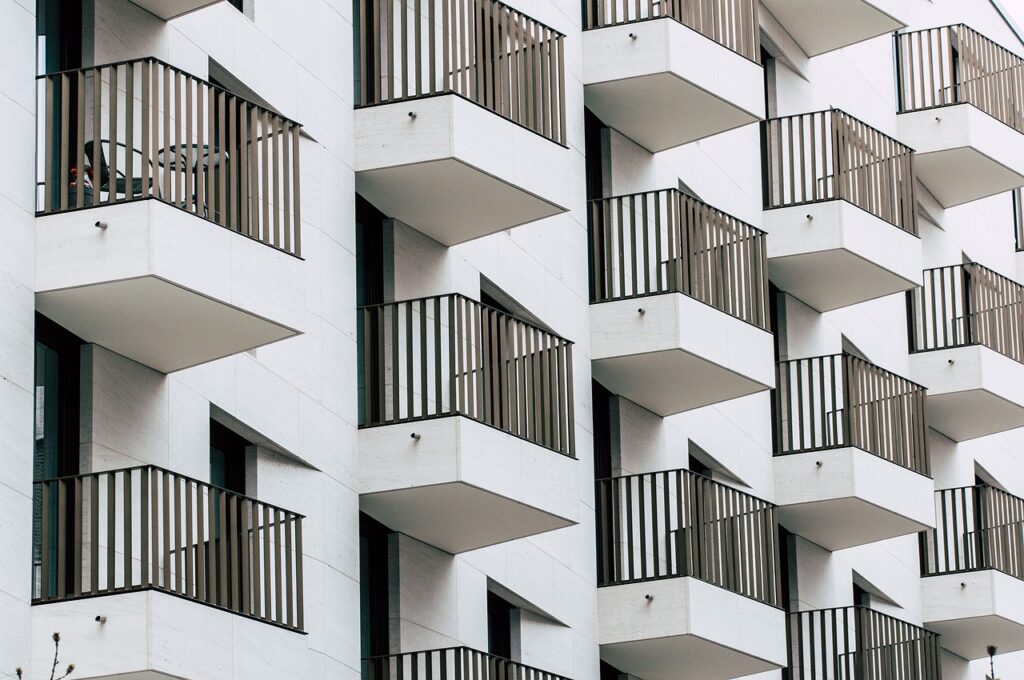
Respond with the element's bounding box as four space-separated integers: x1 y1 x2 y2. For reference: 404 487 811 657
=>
129 0 221 19
921 485 1024 659
762 109 922 312
908 263 1024 441
582 0 764 152
354 0 570 245
596 469 787 680
363 647 570 680
358 294 577 554
788 606 942 679
589 189 775 417
761 0 905 56
32 465 304 678
36 58 303 373
773 353 935 550
896 25 1024 207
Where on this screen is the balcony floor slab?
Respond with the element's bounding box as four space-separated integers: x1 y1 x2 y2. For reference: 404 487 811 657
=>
923 570 1024 659
761 0 904 56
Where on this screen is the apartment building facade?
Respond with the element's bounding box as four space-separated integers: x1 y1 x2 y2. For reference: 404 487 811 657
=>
4 0 1024 679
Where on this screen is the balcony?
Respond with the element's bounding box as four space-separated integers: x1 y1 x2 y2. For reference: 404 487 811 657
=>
363 648 569 680
589 190 774 416
896 25 1024 207
761 0 905 57
358 294 576 554
908 264 1024 441
789 607 942 679
921 485 1024 659
31 466 303 677
762 109 921 311
596 469 787 680
582 0 764 152
354 0 570 245
772 354 934 550
35 58 303 373
128 0 220 19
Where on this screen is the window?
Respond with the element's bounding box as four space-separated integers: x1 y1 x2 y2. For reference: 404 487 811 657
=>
210 419 249 495
360 513 392 657
593 381 614 480
487 591 517 659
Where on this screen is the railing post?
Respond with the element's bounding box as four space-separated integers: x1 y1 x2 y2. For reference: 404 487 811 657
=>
975 485 991 570
854 606 868 680
840 354 853 449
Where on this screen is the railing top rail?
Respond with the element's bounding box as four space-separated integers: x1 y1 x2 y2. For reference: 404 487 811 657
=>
778 352 928 390
588 187 768 236
358 293 572 344
39 56 302 128
35 464 305 518
361 647 572 678
925 261 1024 291
766 108 914 153
595 467 776 508
937 482 1023 501
900 23 1024 62
795 605 936 635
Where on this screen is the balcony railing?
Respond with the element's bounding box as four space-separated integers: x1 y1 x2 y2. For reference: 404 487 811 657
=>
363 647 570 680
595 468 781 607
354 0 567 145
32 465 304 631
360 294 575 456
773 354 930 476
37 58 302 256
896 24 1024 134
762 109 917 234
582 0 760 62
589 189 769 329
922 484 1024 580
788 606 942 680
908 263 1024 364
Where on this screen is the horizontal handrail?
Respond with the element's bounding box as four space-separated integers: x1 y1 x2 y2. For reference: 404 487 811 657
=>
788 606 942 680
582 0 760 62
595 467 781 607
38 57 301 256
908 263 1024 364
589 188 769 329
762 109 917 234
362 647 570 680
773 353 930 476
32 464 303 631
359 293 575 456
355 0 567 145
897 24 1024 134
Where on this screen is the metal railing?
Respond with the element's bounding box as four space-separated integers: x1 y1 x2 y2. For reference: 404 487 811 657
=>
908 263 1024 364
589 189 769 329
921 484 1024 581
38 58 302 256
360 294 575 456
595 468 781 607
773 354 930 476
788 606 942 680
896 24 1024 134
362 647 570 680
1014 188 1023 252
582 0 760 62
355 0 567 145
762 109 917 234
32 465 304 631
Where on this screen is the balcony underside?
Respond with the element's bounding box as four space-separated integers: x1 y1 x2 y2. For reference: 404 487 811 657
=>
765 201 921 312
590 294 774 416
761 0 904 56
774 448 933 551
897 105 1024 207
35 200 302 373
582 19 764 152
129 0 220 19
355 95 569 245
599 578 787 680
359 416 576 553
923 571 1024 660
910 346 1024 441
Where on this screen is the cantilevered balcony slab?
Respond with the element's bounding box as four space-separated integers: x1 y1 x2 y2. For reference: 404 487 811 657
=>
129 0 220 19
923 571 1024 659
897 104 1024 207
354 95 570 245
590 293 775 416
774 447 934 550
35 199 303 373
598 578 787 680
909 345 1024 441
582 18 764 152
761 0 905 56
359 416 577 554
765 201 922 311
